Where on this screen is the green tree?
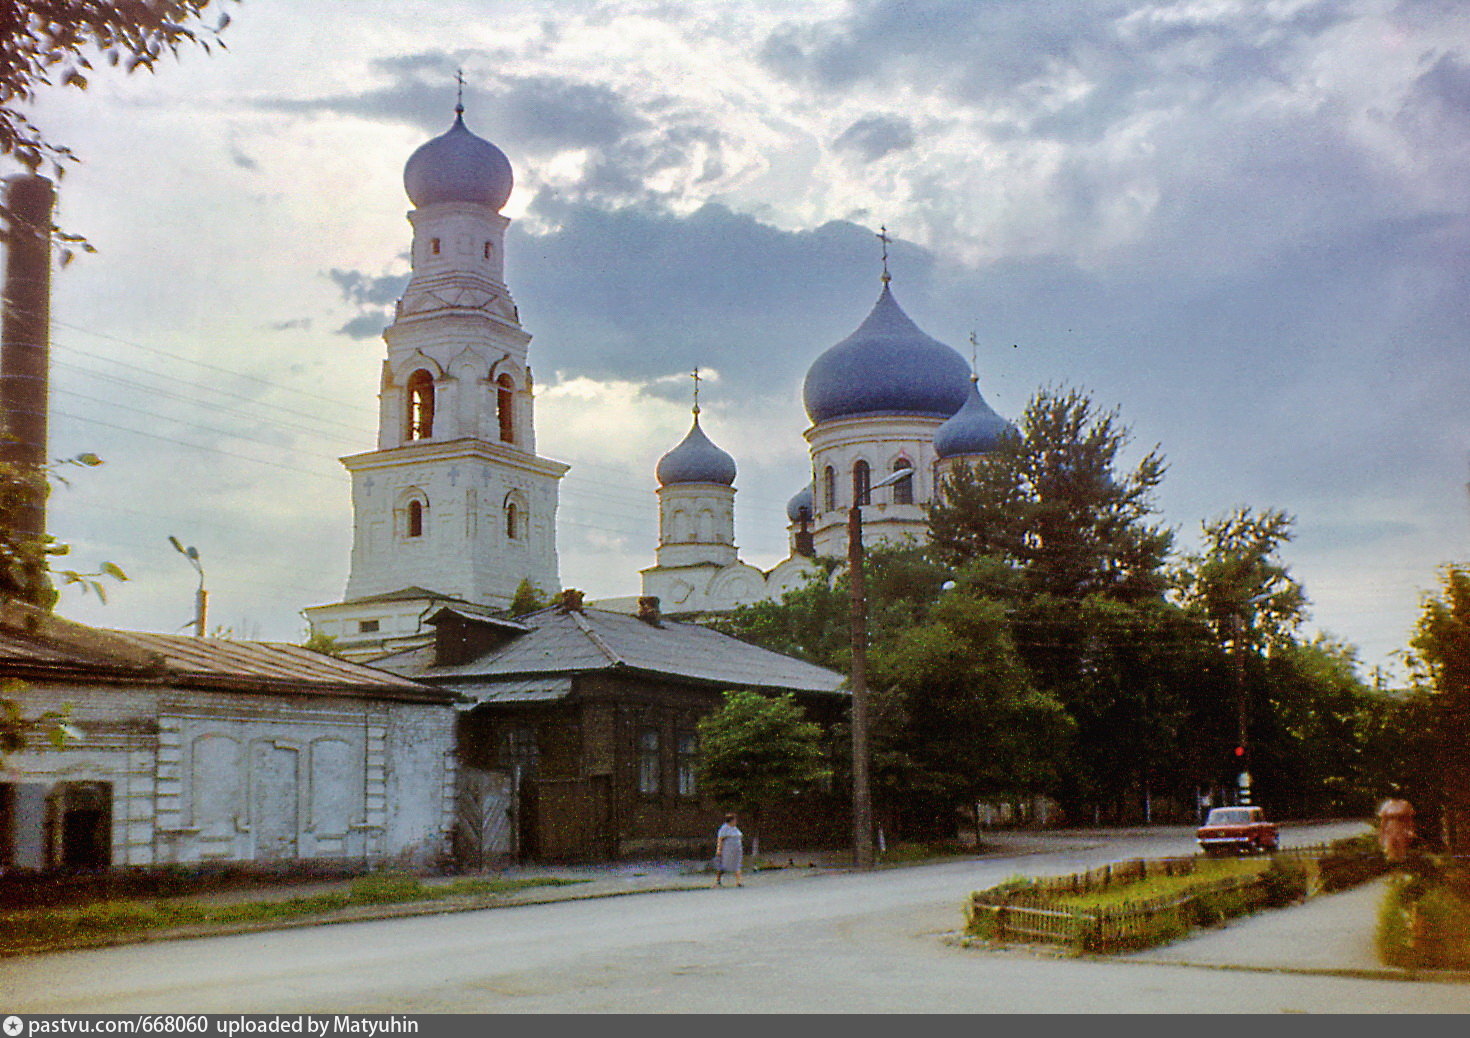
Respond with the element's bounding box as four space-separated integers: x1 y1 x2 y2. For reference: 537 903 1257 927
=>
871 589 1073 837
508 578 546 617
696 690 830 841
1410 565 1470 851
1174 507 1307 652
928 387 1172 603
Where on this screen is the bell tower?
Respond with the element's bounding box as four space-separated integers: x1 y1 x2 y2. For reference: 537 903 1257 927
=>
307 101 567 659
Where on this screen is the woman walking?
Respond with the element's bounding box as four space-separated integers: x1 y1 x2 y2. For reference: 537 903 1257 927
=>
714 813 744 887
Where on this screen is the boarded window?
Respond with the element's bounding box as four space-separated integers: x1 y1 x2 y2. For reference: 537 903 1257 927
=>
637 729 661 795
358 619 379 633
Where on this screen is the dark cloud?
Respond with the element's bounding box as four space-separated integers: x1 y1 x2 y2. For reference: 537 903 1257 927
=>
229 147 259 171
508 201 937 398
335 314 389 341
761 1 1352 142
327 269 408 308
266 317 312 332
251 53 645 151
833 115 915 162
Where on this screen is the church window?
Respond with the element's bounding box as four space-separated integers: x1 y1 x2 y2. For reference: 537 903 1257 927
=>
358 619 379 634
676 733 697 797
407 499 425 538
891 458 914 505
430 237 441 255
637 729 661 795
483 241 492 260
497 374 515 443
853 460 871 506
505 499 520 540
406 369 435 440
822 466 836 512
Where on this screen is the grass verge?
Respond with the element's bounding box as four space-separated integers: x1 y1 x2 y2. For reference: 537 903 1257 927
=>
0 873 587 954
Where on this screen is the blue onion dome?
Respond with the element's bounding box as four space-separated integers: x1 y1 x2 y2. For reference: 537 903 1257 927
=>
403 111 514 210
786 483 814 523
933 379 1016 459
656 416 737 486
803 284 972 424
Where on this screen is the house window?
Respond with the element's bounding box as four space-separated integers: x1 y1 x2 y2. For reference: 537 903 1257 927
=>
503 726 539 776
677 733 697 797
822 466 836 512
406 369 435 440
407 499 425 538
358 619 379 634
637 729 661 795
497 374 515 443
853 460 871 506
891 458 914 505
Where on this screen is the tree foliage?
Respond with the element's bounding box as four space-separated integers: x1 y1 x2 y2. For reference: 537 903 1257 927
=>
696 690 829 821
871 590 1072 832
1 1 231 173
1174 507 1307 652
1409 566 1470 850
928 387 1172 602
0 453 125 608
508 578 546 617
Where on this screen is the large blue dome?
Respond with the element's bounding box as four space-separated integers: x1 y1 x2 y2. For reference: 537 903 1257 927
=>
403 111 514 210
933 380 1015 459
656 416 737 487
802 285 972 424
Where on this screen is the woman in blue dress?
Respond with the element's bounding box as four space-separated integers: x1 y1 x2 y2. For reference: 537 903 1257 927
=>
714 813 743 887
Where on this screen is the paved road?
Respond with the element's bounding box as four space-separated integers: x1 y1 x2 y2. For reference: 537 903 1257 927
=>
4 822 1466 1013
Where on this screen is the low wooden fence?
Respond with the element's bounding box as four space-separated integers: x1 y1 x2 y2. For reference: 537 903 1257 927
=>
968 841 1385 953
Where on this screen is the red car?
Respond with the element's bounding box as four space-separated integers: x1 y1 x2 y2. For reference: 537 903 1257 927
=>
1197 806 1279 855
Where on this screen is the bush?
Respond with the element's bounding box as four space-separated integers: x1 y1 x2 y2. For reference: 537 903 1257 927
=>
1259 857 1310 908
1378 868 1470 969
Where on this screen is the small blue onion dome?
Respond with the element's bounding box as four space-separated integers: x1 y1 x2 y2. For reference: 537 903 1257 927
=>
403 112 514 210
786 483 814 523
656 416 737 487
803 284 972 424
933 380 1015 459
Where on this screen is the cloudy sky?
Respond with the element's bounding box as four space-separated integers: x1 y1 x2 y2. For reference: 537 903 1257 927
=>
14 0 1468 673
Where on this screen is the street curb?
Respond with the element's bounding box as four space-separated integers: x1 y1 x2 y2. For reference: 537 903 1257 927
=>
1103 956 1470 986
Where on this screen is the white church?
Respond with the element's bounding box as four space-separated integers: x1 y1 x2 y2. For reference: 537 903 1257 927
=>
305 104 1013 660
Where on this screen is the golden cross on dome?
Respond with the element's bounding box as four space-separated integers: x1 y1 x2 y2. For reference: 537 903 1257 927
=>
877 225 892 283
455 69 466 115
692 367 702 416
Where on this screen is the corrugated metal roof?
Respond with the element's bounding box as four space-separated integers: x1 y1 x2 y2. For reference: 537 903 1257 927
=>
419 607 846 695
453 676 573 708
106 630 438 693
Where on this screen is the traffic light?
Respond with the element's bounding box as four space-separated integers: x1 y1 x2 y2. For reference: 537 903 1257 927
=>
1234 745 1246 758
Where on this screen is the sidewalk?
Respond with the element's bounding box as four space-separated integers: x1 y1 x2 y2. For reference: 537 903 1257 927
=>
1121 877 1470 983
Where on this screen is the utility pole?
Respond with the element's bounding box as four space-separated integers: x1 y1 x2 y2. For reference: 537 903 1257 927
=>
847 466 912 868
1 174 55 542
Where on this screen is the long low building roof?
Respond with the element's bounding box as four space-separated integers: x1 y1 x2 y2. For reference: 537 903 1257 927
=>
380 605 846 696
0 601 452 704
